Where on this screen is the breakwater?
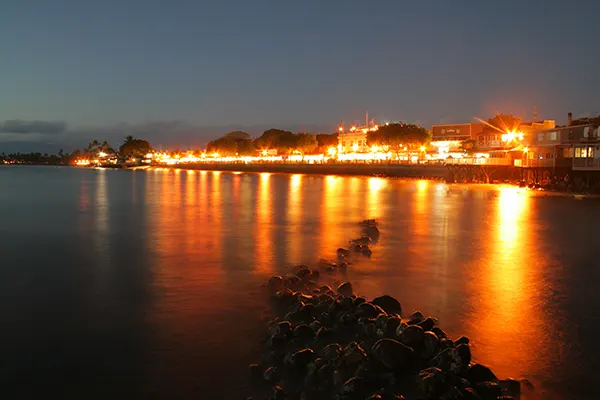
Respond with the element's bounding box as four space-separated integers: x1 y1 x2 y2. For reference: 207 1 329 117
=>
248 221 528 400
172 163 449 179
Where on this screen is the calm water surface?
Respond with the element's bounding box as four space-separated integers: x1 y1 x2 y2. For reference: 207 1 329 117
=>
1 166 599 399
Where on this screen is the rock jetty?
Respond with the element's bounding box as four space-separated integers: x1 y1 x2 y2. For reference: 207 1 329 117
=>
248 220 524 400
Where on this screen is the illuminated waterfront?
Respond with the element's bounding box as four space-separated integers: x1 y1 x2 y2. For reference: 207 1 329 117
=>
1 166 599 398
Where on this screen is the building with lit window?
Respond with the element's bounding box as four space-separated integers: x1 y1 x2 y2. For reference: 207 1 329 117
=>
337 124 378 153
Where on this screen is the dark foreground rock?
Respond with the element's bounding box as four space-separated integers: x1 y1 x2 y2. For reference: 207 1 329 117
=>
249 221 521 399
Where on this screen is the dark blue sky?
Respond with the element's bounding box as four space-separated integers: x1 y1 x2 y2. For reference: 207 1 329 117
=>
1 0 599 151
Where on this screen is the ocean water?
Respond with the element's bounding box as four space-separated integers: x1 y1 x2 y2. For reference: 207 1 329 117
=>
0 165 599 399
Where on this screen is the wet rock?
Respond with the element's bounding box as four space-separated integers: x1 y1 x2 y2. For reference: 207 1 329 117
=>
321 343 343 362
363 226 380 240
431 327 447 339
356 302 386 318
418 317 435 332
372 338 414 371
337 282 354 297
462 387 483 400
401 324 425 347
293 324 315 341
272 385 286 400
519 378 534 391
310 270 320 281
308 320 322 332
431 347 463 374
353 296 366 307
277 321 292 336
361 248 372 258
352 244 363 253
409 311 424 323
385 316 401 337
455 336 470 345
263 366 280 383
468 364 498 384
249 364 262 383
422 331 440 359
289 348 316 369
337 248 351 257
268 275 284 292
287 275 301 287
342 342 367 371
418 367 446 397
339 261 348 272
296 268 312 280
499 379 520 398
474 381 501 400
350 236 371 245
340 377 366 398
316 326 333 340
372 295 402 315
456 343 471 366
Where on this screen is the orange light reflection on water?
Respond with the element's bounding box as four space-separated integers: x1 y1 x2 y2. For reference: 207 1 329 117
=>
466 186 544 380
287 174 303 264
254 173 274 274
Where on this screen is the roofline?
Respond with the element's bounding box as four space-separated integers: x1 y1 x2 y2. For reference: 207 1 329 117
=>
431 123 476 127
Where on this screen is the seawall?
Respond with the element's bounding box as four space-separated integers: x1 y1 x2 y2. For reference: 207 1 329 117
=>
171 163 449 179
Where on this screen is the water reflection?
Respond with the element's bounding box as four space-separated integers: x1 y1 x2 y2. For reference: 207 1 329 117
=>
255 173 274 274
22 169 595 398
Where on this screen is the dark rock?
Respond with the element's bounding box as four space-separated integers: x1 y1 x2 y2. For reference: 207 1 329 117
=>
321 343 343 361
340 377 366 397
519 378 534 391
310 270 320 281
337 248 351 257
499 379 520 397
431 327 447 339
422 331 440 359
409 310 424 323
268 275 284 292
337 282 354 297
352 244 363 253
249 364 262 383
439 385 463 400
462 387 483 400
440 338 454 349
496 397 516 400
290 348 316 368
456 343 471 366
468 364 498 384
386 316 401 337
273 385 286 400
363 226 380 239
401 324 425 347
342 342 367 371
353 297 366 307
308 320 322 332
293 324 315 341
418 367 446 397
431 347 462 374
372 338 413 371
350 236 371 245
296 268 312 280
339 261 348 271
418 317 435 332
287 276 301 287
326 265 336 273
316 326 333 340
356 302 386 318
361 248 372 257
455 336 470 345
372 295 402 315
263 366 279 383
277 321 292 336
474 381 501 400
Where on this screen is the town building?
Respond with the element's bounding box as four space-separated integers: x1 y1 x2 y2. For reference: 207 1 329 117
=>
337 124 378 153
430 123 484 154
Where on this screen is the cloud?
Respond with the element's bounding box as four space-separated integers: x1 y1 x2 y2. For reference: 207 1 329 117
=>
0 120 67 135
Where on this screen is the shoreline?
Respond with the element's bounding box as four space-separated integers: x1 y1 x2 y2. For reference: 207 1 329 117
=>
168 162 449 180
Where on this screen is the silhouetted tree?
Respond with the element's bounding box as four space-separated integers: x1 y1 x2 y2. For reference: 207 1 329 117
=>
295 133 318 154
119 136 152 158
487 114 521 132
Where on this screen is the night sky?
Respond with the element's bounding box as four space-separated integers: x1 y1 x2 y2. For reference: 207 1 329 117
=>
1 0 599 151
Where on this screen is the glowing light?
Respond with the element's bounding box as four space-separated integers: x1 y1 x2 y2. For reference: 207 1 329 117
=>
98 152 107 158
327 147 336 156
501 131 524 142
523 147 529 153
420 146 426 152
371 145 380 153
261 149 268 156
350 126 357 132
352 143 359 152
338 127 343 132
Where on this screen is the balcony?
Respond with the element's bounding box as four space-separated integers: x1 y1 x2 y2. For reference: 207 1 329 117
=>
573 157 600 171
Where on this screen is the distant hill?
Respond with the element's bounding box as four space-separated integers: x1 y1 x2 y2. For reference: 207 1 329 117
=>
222 131 251 140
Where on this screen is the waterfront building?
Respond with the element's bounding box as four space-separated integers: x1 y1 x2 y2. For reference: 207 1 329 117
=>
337 123 378 153
430 123 484 155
